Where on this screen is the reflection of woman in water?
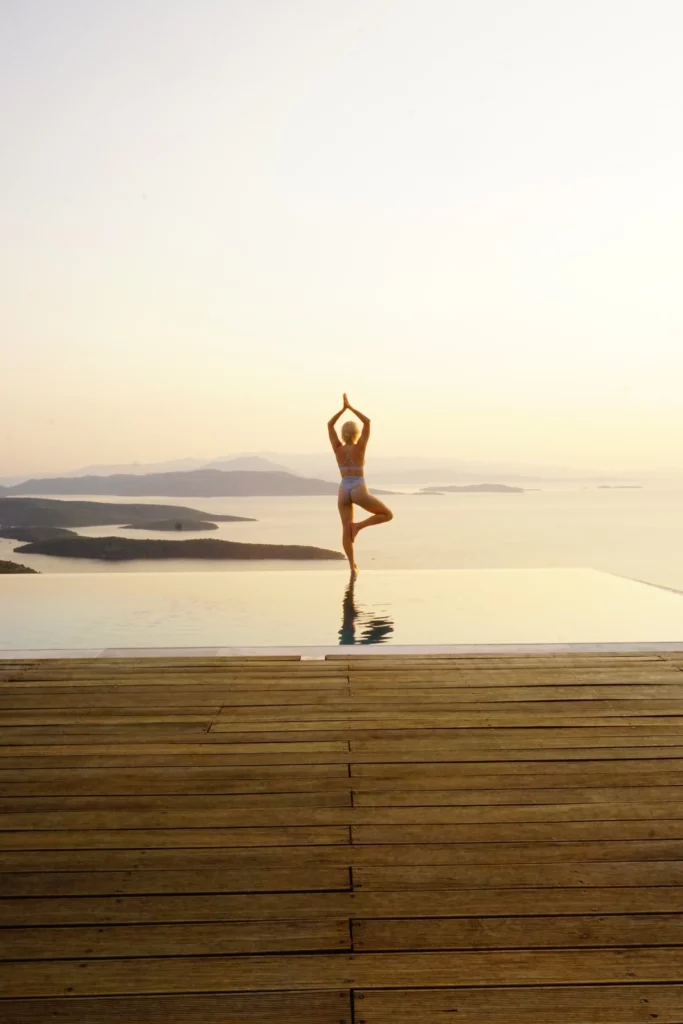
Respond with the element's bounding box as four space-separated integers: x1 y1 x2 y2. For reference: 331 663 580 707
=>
328 394 394 576
339 577 394 645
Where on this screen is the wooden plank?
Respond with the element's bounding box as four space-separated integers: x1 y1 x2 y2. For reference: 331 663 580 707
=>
177 725 683 744
353 785 683 806
0 992 352 1024
352 820 683 844
0 768 352 796
352 758 683 779
353 770 683 790
347 839 683 865
350 729 683 747
196 724 683 744
210 716 683 732
350 670 683 686
0 658 313 672
0 918 351 959
0 825 349 850
0 712 219 725
0 688 349 708
0 668 346 685
353 862 683 890
347 745 683 763
0 751 356 768
0 762 348 782
200 723 683 742
0 846 354 872
5 784 678 811
353 913 683 950
5 837 682 872
348 681 683 697
348 661 680 674
0 726 217 741
11 772 683 799
4 886 683 927
1 815 683 847
0 866 351 897
8 679 683 704
0 676 348 691
354 985 683 1023
4 745 683 769
0 741 350 756
3 799 683 830
3 948 683 997
215 698 683 716
6 767 683 797
0 790 352 811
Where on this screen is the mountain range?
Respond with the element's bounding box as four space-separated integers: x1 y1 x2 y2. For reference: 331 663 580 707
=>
0 453 665 490
1 469 340 499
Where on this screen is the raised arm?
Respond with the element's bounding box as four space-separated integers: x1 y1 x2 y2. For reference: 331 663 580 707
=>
343 395 371 445
327 403 346 450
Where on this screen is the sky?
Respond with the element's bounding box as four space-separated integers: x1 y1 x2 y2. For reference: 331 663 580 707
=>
2 0 683 476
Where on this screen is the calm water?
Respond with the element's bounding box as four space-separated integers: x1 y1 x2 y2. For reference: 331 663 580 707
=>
3 568 683 649
3 489 683 593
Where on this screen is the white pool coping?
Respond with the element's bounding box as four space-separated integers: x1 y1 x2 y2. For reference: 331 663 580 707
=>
2 641 683 660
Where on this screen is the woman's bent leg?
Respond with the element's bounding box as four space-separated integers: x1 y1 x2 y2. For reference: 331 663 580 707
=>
350 485 394 541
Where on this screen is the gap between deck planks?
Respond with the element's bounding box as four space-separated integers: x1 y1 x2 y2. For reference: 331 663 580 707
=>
1 652 682 1023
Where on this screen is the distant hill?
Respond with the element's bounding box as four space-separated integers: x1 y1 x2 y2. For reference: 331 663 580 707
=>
15 536 344 563
0 560 39 574
46 458 206 478
206 456 291 474
0 498 253 528
0 526 77 543
8 470 339 498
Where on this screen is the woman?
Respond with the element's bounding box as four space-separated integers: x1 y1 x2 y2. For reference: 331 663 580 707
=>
328 394 393 575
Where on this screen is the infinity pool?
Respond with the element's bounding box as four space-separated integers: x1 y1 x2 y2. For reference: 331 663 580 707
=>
1 568 682 654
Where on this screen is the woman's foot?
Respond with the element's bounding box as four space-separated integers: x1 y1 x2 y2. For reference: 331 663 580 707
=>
350 522 362 543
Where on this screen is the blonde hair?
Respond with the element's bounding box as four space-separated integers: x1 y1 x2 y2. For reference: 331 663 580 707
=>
341 420 360 443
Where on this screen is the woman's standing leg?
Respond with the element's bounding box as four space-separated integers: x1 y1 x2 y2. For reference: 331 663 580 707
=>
338 499 358 575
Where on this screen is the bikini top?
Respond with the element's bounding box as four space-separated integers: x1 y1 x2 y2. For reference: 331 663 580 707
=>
337 446 364 474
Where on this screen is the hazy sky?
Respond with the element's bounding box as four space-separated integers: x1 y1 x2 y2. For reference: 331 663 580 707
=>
3 0 683 475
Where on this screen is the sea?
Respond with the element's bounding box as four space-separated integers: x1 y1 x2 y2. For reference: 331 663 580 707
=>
3 487 683 594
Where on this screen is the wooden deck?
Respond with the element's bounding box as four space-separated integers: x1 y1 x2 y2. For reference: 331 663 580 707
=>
1 652 683 1022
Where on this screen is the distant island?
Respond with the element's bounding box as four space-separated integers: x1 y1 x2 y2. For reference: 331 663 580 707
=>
122 519 219 531
0 498 253 529
420 483 525 494
0 560 38 574
0 497 343 565
0 526 77 543
6 469 340 498
597 485 642 490
14 536 344 563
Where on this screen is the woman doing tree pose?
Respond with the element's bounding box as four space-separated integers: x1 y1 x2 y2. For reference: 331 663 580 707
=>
328 394 393 575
